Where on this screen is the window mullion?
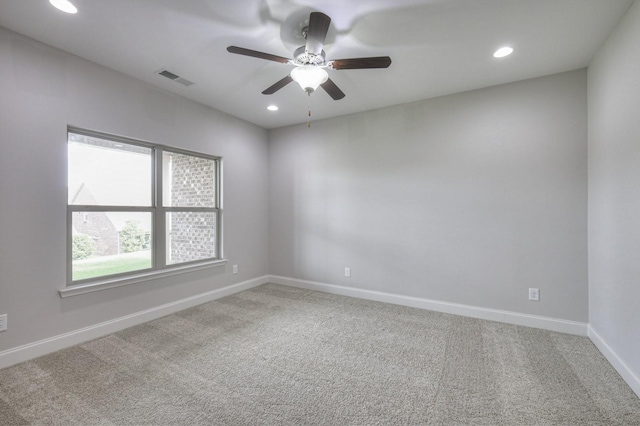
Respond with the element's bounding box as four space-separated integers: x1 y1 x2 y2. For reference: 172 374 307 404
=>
155 147 166 270
68 206 154 212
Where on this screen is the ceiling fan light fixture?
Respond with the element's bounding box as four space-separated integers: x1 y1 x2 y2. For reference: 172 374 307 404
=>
49 0 78 14
226 11 389 101
290 65 328 93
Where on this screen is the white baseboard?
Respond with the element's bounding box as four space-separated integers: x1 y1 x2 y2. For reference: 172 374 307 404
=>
588 326 640 398
269 275 588 336
0 275 269 370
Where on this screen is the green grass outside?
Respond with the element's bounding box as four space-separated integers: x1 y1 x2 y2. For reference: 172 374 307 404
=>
73 255 152 281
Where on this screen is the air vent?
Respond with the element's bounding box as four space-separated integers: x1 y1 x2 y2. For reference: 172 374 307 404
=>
156 69 194 87
158 69 179 80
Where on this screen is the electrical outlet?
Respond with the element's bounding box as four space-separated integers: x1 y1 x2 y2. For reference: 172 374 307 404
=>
344 267 351 277
0 314 7 332
529 288 540 301
232 264 238 274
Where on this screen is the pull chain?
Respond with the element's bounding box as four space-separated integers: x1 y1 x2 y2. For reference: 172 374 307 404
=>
307 91 312 128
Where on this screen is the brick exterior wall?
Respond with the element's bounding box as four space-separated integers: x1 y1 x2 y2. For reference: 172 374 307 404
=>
168 153 216 264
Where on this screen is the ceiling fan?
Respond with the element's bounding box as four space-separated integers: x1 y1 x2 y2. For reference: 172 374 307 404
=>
227 11 391 100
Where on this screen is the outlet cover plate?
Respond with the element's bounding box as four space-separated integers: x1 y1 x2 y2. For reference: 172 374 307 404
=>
0 314 7 332
529 288 540 301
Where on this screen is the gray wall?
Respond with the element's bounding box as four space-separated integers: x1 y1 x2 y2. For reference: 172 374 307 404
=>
588 0 640 380
0 27 269 352
269 70 588 322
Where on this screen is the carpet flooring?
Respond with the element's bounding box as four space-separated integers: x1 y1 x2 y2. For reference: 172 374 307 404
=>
1 283 639 425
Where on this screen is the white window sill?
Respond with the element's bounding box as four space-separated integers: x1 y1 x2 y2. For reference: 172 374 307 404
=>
59 259 228 298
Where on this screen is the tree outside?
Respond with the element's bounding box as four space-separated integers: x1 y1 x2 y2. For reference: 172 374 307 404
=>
72 234 95 260
119 220 147 253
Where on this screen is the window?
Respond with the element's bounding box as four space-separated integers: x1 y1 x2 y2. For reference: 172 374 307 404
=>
67 128 222 286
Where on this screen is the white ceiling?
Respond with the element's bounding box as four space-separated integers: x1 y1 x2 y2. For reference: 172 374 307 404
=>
0 0 634 129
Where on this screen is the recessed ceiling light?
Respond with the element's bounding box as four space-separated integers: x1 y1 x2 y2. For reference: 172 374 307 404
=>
493 46 514 58
49 0 78 14
267 105 279 111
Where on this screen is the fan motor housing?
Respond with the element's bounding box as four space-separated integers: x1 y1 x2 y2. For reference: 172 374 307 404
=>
293 46 326 66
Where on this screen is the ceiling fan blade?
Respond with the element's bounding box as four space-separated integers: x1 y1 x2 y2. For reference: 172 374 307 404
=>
329 56 392 70
321 78 345 100
227 46 291 64
262 75 294 95
305 12 331 56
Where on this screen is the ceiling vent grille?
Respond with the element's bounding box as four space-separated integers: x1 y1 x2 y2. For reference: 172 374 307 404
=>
156 69 194 87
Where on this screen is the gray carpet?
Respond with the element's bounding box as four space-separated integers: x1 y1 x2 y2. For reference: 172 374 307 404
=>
1 284 639 425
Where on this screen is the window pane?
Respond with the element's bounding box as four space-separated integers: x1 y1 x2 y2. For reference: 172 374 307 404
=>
163 151 216 207
72 212 152 281
69 133 152 206
166 212 216 264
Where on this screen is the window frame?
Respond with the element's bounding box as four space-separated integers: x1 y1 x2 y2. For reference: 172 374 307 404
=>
63 127 224 296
